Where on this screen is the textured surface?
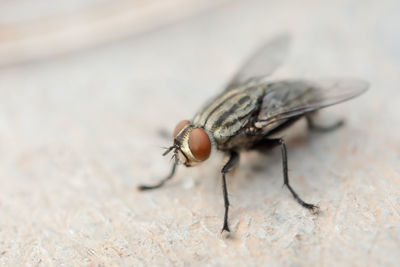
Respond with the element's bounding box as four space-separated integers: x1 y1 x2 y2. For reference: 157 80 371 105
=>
0 0 399 266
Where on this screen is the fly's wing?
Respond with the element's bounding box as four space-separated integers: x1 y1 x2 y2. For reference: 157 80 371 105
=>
255 78 369 128
225 34 290 90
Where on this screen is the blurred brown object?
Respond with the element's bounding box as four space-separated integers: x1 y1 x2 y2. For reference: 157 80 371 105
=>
0 0 229 66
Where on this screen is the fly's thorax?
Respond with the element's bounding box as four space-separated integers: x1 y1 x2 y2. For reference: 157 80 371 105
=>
172 120 214 167
192 86 265 143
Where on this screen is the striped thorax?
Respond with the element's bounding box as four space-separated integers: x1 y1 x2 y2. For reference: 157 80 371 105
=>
168 86 265 166
192 86 265 149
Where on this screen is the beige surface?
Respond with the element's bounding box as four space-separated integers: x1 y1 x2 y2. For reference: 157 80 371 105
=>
0 0 399 266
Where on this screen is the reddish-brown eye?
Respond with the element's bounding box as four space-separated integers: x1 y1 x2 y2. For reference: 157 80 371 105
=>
173 120 190 138
189 128 211 161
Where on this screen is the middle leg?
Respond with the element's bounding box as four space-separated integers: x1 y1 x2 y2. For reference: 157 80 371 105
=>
220 150 239 233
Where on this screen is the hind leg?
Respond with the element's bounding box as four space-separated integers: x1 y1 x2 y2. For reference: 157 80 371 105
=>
251 138 319 213
306 114 344 133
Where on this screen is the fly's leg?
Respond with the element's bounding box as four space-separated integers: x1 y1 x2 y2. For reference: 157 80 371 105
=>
221 151 239 233
306 115 344 133
138 162 178 191
268 138 319 213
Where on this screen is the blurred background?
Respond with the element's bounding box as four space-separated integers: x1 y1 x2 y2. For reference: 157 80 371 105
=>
0 0 230 66
0 0 399 266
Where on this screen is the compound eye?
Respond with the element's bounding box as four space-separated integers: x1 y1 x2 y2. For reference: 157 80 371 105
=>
189 128 211 161
173 120 190 138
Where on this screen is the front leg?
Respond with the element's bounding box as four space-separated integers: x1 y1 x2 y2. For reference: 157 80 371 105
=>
221 151 239 233
138 159 178 191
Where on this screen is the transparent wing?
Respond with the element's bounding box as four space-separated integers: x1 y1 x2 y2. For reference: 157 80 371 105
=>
255 78 369 128
225 34 290 90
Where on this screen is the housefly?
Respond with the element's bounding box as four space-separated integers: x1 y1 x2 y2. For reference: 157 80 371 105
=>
138 35 369 233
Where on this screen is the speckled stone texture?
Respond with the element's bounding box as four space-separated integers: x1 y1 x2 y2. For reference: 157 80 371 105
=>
0 0 399 266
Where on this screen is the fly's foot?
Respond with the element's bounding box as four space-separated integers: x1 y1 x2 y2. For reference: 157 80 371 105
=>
137 162 178 191
137 184 158 191
303 203 320 215
221 222 230 233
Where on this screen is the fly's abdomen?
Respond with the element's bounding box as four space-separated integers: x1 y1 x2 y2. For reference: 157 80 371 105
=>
193 86 264 145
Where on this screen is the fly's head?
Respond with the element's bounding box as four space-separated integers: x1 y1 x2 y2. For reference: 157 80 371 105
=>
164 120 212 167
